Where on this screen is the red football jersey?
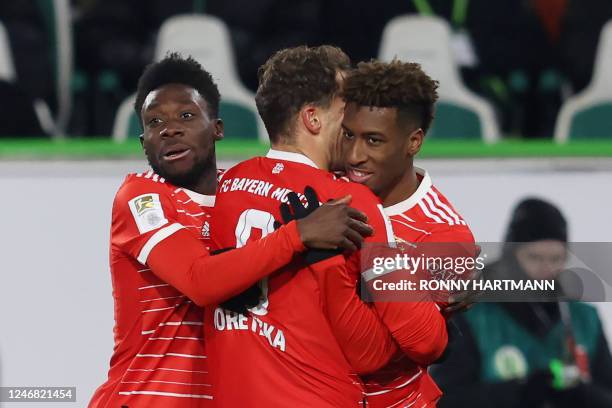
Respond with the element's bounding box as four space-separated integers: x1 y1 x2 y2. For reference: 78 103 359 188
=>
89 170 215 408
363 168 476 408
206 150 400 407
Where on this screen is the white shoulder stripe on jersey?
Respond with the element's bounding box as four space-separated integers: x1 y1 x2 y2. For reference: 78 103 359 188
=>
118 390 212 399
423 194 455 225
417 201 444 223
137 223 185 264
428 188 461 224
429 190 465 225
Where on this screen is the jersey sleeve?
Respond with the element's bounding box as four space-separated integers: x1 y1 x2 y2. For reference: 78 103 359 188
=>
308 255 398 374
339 184 449 366
112 175 306 307
303 183 399 374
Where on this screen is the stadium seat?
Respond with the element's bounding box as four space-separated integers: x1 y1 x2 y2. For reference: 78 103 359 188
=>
36 0 73 136
378 15 500 143
554 20 612 142
0 21 16 82
112 94 140 141
153 14 266 141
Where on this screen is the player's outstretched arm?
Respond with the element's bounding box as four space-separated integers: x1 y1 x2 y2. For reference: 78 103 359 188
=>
278 188 398 374
138 195 371 307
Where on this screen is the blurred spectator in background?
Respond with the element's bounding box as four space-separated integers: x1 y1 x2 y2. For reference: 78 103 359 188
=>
431 198 612 408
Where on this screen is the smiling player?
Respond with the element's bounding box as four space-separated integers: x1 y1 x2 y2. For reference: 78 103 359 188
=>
341 59 477 407
89 53 373 408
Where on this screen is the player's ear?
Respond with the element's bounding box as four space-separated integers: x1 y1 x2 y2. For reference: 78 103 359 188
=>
139 133 145 148
301 105 321 135
406 128 424 156
213 118 224 141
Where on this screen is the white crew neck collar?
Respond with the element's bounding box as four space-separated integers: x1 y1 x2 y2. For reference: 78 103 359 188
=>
266 149 319 169
383 167 432 216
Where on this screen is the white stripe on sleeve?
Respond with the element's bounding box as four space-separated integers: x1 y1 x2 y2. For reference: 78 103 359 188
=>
137 223 185 264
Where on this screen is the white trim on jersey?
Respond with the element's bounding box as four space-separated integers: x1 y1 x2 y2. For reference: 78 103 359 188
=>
137 223 185 264
266 149 319 169
429 189 465 225
182 189 216 207
377 204 397 246
383 168 432 216
363 368 423 396
117 390 213 399
417 201 444 223
423 194 455 225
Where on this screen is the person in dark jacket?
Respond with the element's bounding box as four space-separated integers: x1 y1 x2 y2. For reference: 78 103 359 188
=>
431 198 612 408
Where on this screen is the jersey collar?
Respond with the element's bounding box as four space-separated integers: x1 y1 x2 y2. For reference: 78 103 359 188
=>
182 189 216 207
266 149 319 169
383 167 432 216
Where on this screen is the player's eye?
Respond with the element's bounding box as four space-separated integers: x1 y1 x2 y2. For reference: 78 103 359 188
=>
367 136 382 145
181 112 195 120
342 129 354 140
148 117 163 127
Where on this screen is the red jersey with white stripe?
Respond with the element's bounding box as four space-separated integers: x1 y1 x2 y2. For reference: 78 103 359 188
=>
206 150 399 407
364 167 475 408
89 170 215 408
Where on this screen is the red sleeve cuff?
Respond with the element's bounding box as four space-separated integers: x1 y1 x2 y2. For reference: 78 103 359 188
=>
284 220 306 252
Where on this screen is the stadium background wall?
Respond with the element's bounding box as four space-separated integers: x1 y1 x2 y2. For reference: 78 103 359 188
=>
0 158 610 405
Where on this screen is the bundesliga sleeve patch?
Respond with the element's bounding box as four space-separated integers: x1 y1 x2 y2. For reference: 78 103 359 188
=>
128 193 169 234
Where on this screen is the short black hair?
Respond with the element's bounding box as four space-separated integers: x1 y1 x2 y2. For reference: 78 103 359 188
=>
134 52 221 123
344 59 439 134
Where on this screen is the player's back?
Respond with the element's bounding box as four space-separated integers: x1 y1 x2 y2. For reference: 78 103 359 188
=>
207 152 376 407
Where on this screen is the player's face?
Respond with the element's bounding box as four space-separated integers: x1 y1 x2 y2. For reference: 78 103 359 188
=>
515 240 567 280
140 83 223 188
341 103 413 197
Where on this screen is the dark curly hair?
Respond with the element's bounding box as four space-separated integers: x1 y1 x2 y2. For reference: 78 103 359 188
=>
344 59 439 134
255 45 351 143
134 52 221 123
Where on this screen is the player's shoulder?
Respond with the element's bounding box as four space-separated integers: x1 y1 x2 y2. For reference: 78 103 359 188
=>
115 170 174 203
219 157 264 180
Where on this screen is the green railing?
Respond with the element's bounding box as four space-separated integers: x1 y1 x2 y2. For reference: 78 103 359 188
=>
1 138 612 159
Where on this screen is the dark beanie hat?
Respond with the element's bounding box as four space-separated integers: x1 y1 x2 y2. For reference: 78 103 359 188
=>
504 198 568 243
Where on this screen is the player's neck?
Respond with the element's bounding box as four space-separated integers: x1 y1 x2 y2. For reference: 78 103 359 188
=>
270 142 329 171
183 165 218 195
380 166 420 208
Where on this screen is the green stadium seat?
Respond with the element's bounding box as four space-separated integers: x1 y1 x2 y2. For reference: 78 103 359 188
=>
428 102 482 139
555 21 612 142
154 14 266 141
378 15 500 142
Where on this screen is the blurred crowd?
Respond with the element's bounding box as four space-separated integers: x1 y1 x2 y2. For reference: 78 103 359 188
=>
1 0 612 138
